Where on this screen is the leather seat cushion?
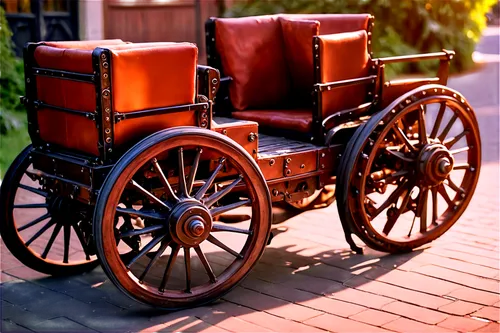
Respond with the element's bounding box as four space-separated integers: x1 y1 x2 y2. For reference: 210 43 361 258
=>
41 39 127 50
318 30 370 117
279 17 319 105
215 15 290 111
232 109 312 133
282 14 370 34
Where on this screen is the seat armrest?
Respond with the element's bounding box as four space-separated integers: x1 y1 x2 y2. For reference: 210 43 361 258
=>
197 65 220 102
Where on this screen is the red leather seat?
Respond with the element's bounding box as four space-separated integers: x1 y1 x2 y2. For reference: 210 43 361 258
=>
212 13 372 135
232 109 312 133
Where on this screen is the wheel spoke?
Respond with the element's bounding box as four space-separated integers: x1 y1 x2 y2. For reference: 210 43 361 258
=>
125 234 166 269
211 199 251 217
13 203 48 209
212 223 251 235
194 246 216 283
450 146 469 155
445 177 465 194
393 125 417 153
418 188 429 233
431 187 439 225
381 170 409 185
207 234 243 258
138 239 170 282
41 223 62 259
187 148 202 195
418 104 428 145
151 158 178 202
73 223 91 260
63 223 71 263
116 207 163 220
386 148 415 162
382 186 412 236
119 224 165 238
437 184 453 206
453 163 470 170
430 102 446 139
184 247 191 293
19 184 48 197
371 179 409 219
195 158 226 200
129 179 170 210
159 245 180 292
444 130 468 149
17 213 51 231
204 175 243 208
438 114 458 142
25 219 56 246
178 148 188 197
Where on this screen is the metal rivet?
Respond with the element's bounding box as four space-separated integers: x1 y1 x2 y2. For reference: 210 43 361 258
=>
272 189 279 196
26 78 30 83
105 128 111 134
300 164 305 169
106 137 112 143
103 62 109 69
105 108 110 113
321 153 325 158
286 158 292 164
108 148 112 152
321 164 325 169
211 78 218 85
103 73 108 79
269 159 275 166
101 54 106 60
286 169 292 175
222 129 227 135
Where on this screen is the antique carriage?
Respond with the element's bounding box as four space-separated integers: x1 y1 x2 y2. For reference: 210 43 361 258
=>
0 14 481 309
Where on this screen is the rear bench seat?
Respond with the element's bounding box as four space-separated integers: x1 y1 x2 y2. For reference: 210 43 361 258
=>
211 14 372 135
33 40 198 155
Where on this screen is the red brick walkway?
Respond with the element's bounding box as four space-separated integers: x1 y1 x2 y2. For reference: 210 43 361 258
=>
1 29 499 333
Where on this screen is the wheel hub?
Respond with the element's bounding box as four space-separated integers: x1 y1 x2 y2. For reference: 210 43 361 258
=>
168 200 212 247
418 144 454 186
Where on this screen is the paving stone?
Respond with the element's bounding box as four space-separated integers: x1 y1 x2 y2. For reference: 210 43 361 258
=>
349 308 400 327
2 320 34 332
240 277 313 303
446 288 500 306
413 265 499 294
381 301 449 325
197 308 273 332
329 287 394 309
438 300 484 316
346 276 453 309
437 316 489 332
28 316 98 332
1 272 21 283
298 296 366 318
383 317 455 332
471 306 500 322
0 281 69 307
474 322 500 332
303 313 387 332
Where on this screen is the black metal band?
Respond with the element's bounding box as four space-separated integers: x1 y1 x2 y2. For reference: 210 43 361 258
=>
34 101 96 120
114 102 209 122
316 75 378 92
32 67 95 83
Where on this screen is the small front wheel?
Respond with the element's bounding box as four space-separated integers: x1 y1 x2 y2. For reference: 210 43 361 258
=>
338 85 481 253
94 128 271 309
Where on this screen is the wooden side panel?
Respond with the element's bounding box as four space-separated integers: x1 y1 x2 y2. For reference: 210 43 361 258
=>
103 0 219 62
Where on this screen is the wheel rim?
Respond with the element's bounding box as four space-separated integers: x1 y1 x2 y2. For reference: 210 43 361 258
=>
348 91 480 247
3 146 97 270
96 131 270 307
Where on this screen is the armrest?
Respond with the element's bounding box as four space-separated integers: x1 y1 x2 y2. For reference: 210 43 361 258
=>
197 65 220 102
376 50 455 108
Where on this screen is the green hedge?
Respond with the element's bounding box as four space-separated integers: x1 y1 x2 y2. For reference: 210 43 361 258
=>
0 7 25 134
226 0 496 77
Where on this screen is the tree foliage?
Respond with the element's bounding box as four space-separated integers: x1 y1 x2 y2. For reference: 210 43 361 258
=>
226 0 496 77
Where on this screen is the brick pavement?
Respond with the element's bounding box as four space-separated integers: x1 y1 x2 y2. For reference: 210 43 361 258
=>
1 28 499 332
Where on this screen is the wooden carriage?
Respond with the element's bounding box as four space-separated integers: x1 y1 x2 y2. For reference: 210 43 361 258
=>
0 14 481 309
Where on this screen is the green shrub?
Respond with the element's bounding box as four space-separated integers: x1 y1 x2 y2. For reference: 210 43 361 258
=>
226 0 496 77
0 7 24 112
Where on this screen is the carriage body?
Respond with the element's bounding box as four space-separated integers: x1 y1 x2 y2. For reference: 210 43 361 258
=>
0 14 481 309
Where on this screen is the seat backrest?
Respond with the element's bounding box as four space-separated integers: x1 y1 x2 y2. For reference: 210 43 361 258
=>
32 41 198 155
211 13 372 112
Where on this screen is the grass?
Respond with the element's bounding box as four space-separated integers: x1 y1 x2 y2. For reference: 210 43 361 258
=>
0 112 30 178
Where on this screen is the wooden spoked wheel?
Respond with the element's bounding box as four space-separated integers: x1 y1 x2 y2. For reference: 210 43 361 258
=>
93 128 271 309
338 85 481 253
0 145 99 275
287 185 336 211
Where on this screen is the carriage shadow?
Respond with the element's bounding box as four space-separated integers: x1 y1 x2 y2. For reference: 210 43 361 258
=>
1 205 423 333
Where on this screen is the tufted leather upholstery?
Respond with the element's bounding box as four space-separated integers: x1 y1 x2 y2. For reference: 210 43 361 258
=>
33 41 198 155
